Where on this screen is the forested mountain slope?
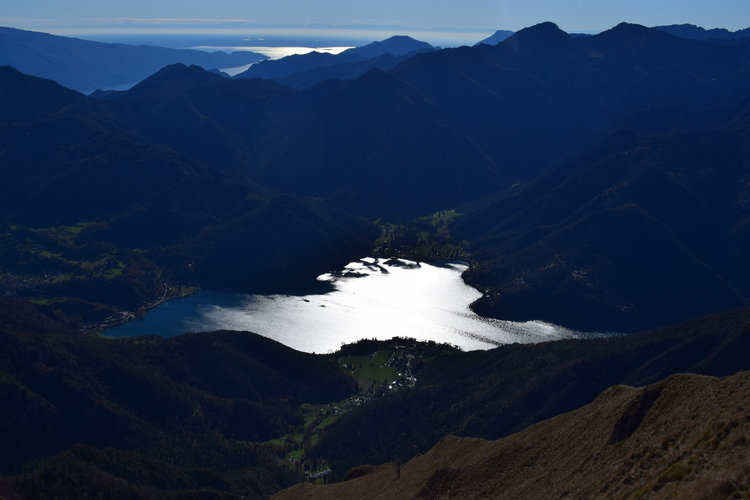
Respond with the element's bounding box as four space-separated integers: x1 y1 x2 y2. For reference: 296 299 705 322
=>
0 66 377 326
0 297 357 499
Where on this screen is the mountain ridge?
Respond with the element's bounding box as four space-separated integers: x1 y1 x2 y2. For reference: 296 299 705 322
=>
274 371 750 499
457 97 750 331
4 23 750 330
0 26 266 93
233 35 436 88
654 23 750 42
0 65 378 325
308 305 750 475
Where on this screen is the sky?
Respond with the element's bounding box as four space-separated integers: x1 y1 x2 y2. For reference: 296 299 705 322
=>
3 0 749 38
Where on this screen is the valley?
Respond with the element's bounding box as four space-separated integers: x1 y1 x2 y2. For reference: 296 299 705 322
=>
2 19 750 499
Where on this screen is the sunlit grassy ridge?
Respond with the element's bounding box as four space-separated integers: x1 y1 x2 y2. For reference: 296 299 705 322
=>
274 371 750 500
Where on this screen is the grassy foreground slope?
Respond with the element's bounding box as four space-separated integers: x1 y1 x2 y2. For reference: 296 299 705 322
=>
310 306 750 475
1 303 750 498
275 371 750 500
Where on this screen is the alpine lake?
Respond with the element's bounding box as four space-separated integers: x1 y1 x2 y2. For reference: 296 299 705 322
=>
105 257 607 352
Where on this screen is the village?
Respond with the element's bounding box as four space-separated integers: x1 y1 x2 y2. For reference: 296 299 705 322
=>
277 337 459 482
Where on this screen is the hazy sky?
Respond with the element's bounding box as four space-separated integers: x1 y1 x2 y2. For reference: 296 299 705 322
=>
3 0 749 33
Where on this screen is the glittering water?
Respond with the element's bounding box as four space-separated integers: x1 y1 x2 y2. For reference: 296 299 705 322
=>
105 258 607 352
214 46 353 75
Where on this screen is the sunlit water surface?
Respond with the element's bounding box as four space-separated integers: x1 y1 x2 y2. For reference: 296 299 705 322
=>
213 46 353 76
105 258 608 352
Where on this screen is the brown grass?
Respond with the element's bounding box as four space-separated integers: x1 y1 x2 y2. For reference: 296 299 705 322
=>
273 371 750 500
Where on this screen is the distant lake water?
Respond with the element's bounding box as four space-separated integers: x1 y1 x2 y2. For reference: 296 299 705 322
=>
104 258 607 352
214 46 353 76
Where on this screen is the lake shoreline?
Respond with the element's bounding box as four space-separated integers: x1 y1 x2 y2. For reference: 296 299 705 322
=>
95 255 474 337
102 256 606 352
87 283 201 335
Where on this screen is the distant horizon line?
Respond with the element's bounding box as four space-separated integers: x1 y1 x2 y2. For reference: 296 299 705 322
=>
2 21 748 51
4 19 749 37
1 23 508 49
2 19 501 33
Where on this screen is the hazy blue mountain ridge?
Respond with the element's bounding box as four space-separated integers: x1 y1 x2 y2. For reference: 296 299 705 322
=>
474 29 514 45
0 26 266 93
341 35 434 57
654 23 750 42
233 35 436 87
274 49 435 89
235 51 367 81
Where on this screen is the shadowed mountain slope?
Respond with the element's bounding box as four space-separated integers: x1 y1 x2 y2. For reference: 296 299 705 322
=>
0 64 87 121
275 371 750 500
253 68 506 217
0 66 377 324
0 299 358 498
103 63 296 173
654 23 750 43
96 24 750 225
389 22 750 179
274 50 434 90
455 97 750 332
0 295 749 498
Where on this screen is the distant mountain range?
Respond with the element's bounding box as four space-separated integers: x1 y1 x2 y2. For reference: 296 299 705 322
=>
3 21 750 331
474 29 514 45
0 26 266 93
2 22 748 95
476 23 750 47
654 23 750 43
233 35 436 88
